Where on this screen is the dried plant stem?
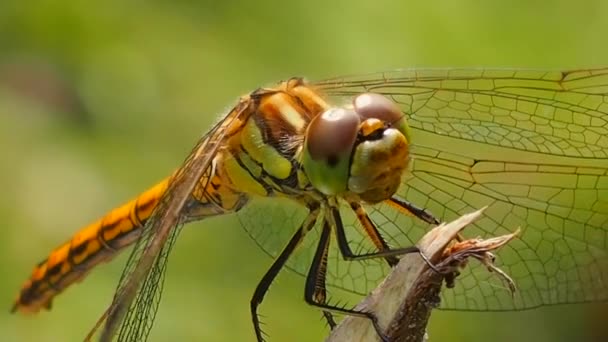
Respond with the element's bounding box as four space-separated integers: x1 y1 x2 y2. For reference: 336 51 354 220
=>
326 208 518 342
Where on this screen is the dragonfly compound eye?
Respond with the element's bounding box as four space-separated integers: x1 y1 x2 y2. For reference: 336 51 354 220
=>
353 93 411 142
302 108 360 195
353 93 402 124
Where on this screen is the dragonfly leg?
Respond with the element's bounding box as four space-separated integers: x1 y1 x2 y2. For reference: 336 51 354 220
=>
305 219 389 342
349 201 400 266
386 197 459 272
330 206 419 261
305 218 337 330
386 197 441 225
250 204 320 342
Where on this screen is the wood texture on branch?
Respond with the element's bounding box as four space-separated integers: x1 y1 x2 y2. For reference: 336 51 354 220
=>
326 208 518 342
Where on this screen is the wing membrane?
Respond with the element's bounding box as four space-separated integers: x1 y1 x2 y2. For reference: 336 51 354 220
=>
397 145 608 310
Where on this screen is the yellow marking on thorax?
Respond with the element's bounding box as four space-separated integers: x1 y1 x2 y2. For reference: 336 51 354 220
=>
239 150 263 178
223 153 268 196
241 119 292 179
189 153 252 217
273 95 306 131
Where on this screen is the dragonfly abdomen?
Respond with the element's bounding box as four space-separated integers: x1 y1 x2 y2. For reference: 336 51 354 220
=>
13 153 250 314
12 178 170 313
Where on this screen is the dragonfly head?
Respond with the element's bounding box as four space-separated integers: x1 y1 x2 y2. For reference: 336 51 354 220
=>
302 93 411 203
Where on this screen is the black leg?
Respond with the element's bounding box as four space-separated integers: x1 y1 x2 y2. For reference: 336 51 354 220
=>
304 218 336 330
349 201 399 267
386 197 441 225
331 206 419 261
250 204 320 342
304 220 389 342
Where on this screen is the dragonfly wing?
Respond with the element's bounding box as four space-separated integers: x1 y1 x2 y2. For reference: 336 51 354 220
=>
87 99 251 342
388 146 608 310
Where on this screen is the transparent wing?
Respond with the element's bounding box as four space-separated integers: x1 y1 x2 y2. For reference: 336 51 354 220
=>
397 145 608 310
242 68 608 311
87 99 250 342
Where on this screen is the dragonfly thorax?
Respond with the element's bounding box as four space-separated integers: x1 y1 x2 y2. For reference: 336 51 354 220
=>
302 93 412 203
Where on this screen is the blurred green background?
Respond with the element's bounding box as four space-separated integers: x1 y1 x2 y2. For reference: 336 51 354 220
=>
1 0 607 341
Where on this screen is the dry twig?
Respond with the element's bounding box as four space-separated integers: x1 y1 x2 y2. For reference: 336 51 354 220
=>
326 208 519 342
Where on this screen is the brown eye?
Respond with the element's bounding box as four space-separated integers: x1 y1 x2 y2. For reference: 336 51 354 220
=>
353 93 402 124
306 108 360 164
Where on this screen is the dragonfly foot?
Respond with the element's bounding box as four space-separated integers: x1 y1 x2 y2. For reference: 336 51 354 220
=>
366 311 391 342
418 249 442 274
322 310 337 330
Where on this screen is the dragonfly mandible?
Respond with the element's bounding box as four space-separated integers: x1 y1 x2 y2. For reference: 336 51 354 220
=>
12 68 608 341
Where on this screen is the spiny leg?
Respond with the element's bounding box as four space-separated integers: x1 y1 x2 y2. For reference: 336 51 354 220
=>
350 201 399 267
322 200 433 341
250 203 320 342
386 197 441 225
388 197 469 246
330 204 419 261
304 217 337 330
305 219 389 342
385 197 446 270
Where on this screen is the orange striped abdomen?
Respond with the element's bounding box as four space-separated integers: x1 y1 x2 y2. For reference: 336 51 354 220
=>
12 178 170 313
13 155 248 314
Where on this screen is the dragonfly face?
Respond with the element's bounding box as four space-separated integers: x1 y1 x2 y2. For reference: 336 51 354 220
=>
302 92 412 203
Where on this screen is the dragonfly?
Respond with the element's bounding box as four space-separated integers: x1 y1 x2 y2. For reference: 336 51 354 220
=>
12 68 608 341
